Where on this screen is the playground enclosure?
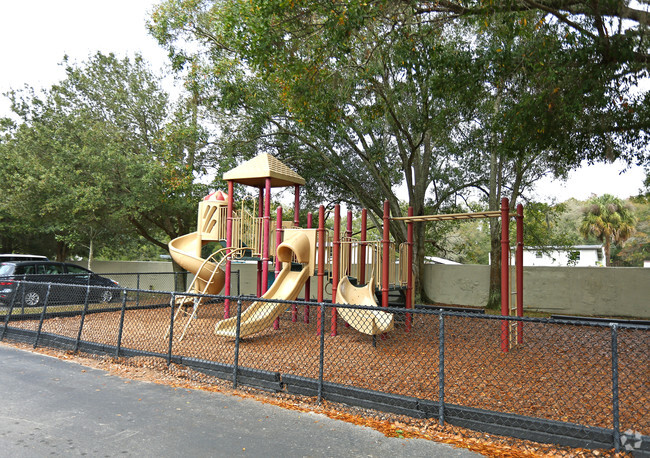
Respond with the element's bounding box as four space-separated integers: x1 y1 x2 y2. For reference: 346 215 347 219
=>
1 285 648 454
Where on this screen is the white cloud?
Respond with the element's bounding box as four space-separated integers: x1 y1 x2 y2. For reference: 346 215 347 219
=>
0 0 167 115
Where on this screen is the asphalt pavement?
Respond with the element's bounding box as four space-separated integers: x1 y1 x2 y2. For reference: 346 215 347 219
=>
0 344 481 457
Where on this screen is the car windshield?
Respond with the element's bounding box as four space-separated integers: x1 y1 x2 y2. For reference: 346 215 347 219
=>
0 264 15 275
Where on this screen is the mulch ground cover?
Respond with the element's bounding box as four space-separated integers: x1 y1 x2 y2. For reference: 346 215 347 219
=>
6 298 649 440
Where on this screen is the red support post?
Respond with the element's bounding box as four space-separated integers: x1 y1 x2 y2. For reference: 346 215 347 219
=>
382 200 390 309
516 203 524 344
275 206 283 276
406 206 414 332
331 204 340 336
257 187 263 297
344 210 352 328
346 210 352 277
261 178 271 296
275 206 284 329
317 205 325 335
224 180 234 318
304 212 313 323
359 209 367 285
500 197 510 352
294 184 300 227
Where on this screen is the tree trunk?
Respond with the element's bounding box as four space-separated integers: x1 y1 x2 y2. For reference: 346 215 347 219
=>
415 221 427 303
486 91 502 310
56 241 69 262
172 258 187 292
87 238 94 271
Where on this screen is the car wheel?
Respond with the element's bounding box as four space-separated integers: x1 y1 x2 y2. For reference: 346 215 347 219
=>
100 289 114 303
24 291 41 307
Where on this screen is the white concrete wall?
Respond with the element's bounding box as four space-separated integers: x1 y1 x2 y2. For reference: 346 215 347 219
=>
423 264 650 318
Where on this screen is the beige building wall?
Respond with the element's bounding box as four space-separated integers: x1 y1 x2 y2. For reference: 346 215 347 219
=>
423 264 650 319
229 261 330 300
75 260 175 274
79 260 330 299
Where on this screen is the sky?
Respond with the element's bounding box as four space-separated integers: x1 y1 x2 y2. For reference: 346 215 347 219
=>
0 1 647 203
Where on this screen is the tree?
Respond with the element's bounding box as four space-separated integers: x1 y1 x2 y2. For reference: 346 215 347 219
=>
149 0 649 305
1 53 214 265
579 194 637 266
149 1 491 300
1 89 127 261
608 195 650 266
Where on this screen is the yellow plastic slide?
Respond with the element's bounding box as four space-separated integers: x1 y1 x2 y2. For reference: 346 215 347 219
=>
214 231 313 338
335 276 394 335
168 232 225 295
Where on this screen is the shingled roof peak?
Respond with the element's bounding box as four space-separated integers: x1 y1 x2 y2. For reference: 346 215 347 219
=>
222 153 305 187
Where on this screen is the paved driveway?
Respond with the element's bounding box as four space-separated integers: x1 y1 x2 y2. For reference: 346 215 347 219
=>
0 344 480 457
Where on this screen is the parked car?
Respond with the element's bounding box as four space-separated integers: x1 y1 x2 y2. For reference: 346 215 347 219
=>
0 261 120 307
0 254 49 262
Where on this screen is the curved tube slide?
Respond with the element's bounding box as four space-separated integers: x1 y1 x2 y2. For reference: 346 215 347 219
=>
168 232 225 295
336 277 394 335
214 232 312 338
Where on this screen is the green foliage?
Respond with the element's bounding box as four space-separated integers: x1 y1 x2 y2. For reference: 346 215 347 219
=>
579 194 637 266
424 200 582 265
518 201 582 249
148 0 649 305
0 52 212 261
423 202 491 264
611 195 650 266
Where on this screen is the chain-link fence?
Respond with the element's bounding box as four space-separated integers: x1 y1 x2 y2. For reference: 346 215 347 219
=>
1 280 648 454
78 270 242 294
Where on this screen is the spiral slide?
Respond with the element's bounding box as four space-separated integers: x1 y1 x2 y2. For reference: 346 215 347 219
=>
335 277 394 335
168 232 225 296
214 231 313 338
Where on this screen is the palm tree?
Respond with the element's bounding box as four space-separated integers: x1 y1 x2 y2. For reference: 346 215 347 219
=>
579 194 637 266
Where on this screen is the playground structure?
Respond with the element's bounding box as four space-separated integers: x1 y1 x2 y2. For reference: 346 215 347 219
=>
168 153 524 350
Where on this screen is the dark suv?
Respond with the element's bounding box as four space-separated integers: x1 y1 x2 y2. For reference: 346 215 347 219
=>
0 254 49 262
0 261 119 307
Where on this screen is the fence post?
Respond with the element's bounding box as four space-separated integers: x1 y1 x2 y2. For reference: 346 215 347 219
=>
166 293 176 364
1 281 18 341
611 324 620 452
233 297 243 389
331 204 340 336
21 283 26 315
439 312 445 426
115 289 127 358
74 285 91 353
34 284 52 349
136 273 141 308
316 205 325 335
318 302 326 404
516 203 524 344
